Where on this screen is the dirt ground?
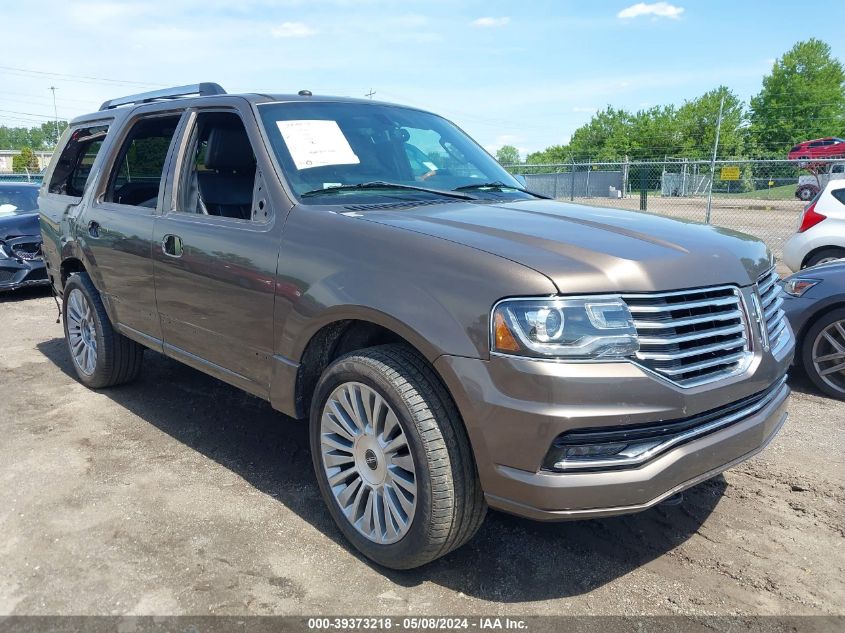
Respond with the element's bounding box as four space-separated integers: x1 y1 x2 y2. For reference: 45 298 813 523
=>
0 288 843 617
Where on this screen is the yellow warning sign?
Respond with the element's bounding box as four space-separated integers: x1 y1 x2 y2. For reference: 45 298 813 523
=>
720 166 740 181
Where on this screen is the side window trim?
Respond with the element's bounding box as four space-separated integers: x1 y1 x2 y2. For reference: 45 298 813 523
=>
168 107 270 225
45 121 112 200
93 110 186 212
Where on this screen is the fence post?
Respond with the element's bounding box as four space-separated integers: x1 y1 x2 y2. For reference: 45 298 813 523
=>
585 159 591 197
570 158 575 202
639 165 647 211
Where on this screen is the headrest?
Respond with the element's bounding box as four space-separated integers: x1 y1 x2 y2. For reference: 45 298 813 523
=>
205 126 255 172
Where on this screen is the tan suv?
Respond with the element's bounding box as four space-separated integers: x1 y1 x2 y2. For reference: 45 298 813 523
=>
40 83 794 569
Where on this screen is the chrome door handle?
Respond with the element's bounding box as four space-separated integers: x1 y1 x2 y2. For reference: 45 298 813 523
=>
162 234 183 258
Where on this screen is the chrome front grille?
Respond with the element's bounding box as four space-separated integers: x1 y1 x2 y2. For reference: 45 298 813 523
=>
624 286 750 387
757 267 788 352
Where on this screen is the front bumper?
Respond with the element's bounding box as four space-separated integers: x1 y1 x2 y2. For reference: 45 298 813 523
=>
0 256 48 292
434 333 793 520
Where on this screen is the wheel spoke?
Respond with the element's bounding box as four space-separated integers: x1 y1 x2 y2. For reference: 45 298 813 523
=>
328 401 359 438
389 467 417 497
322 409 356 441
321 433 353 452
819 360 845 376
814 350 845 363
822 330 845 353
382 433 408 455
390 453 415 472
335 475 362 506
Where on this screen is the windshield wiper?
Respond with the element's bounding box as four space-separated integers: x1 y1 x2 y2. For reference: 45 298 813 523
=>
453 181 551 199
301 181 475 200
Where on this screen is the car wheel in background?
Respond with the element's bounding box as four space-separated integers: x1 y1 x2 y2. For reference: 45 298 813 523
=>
63 272 144 388
804 248 845 268
796 185 818 202
801 307 845 400
310 344 486 569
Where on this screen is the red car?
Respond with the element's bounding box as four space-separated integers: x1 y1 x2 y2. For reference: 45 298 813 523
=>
788 137 845 161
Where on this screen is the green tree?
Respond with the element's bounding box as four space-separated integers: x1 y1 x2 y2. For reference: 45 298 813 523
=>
12 147 40 173
750 39 845 157
676 87 746 159
495 144 520 164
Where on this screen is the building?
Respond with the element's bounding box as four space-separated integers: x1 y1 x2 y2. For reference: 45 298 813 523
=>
0 150 53 173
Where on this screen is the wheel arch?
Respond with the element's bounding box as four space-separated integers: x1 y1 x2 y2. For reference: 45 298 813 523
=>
801 245 845 269
290 313 455 422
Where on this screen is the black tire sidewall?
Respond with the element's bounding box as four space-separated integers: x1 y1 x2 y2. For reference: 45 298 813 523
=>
801 307 845 400
805 248 845 269
63 274 111 388
309 354 439 569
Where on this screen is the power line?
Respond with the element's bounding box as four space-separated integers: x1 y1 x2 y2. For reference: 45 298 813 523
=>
0 65 165 88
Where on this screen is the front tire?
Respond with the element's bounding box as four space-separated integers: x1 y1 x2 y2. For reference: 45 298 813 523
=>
63 273 144 388
310 345 486 569
801 308 845 400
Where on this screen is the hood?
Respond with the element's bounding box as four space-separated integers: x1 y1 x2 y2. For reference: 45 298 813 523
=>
355 199 773 293
0 212 40 241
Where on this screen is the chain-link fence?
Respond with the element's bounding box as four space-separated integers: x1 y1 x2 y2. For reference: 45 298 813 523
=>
508 158 844 265
0 173 43 184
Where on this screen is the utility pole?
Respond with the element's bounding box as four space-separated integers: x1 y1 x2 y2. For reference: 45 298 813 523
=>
705 94 725 224
49 86 60 145
365 88 376 99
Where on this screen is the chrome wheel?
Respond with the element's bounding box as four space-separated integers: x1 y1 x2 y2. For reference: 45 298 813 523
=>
66 288 97 376
319 382 417 545
812 319 845 396
816 256 843 266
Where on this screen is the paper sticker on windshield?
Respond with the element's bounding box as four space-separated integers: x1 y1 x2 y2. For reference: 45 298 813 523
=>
277 120 360 170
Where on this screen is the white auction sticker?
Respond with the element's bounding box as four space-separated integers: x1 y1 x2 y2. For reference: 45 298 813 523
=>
277 120 360 170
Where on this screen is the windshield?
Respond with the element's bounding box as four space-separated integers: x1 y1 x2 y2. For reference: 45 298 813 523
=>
0 185 39 215
257 101 529 204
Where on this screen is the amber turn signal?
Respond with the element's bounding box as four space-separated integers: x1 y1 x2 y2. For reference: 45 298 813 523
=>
494 312 521 352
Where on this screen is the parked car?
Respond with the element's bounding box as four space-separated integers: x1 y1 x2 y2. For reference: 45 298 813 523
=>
794 162 845 202
0 182 49 292
781 261 845 399
783 179 845 271
788 137 845 162
40 83 794 569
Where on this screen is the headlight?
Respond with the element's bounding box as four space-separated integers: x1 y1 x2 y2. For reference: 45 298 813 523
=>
782 278 821 297
492 296 639 359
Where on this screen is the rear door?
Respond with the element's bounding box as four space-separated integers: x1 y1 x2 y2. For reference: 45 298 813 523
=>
152 102 283 398
79 106 185 343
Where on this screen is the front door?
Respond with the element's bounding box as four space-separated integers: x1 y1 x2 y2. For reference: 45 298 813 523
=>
152 107 281 398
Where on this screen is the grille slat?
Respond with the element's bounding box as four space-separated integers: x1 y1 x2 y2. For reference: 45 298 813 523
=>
627 295 738 314
624 285 750 387
758 267 789 352
633 309 744 330
638 323 745 346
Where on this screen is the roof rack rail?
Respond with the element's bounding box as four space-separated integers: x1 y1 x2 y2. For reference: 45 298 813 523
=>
99 82 226 111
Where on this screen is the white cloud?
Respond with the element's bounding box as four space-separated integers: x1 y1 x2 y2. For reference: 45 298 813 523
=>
270 21 317 38
617 2 684 20
471 16 510 28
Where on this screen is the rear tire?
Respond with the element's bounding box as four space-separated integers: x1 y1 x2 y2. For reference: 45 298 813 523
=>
804 248 845 269
63 272 144 388
310 344 486 569
796 185 818 202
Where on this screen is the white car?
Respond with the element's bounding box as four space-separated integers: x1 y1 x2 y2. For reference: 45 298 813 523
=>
783 179 845 272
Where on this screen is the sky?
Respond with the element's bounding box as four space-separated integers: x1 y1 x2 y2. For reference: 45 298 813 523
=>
2 0 844 157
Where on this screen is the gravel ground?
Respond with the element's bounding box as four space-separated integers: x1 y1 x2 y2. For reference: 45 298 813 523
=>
0 288 843 616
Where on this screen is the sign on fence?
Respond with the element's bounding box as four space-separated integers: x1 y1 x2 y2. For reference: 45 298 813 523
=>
720 166 741 181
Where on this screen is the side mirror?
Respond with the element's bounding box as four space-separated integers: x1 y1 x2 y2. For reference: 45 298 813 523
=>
514 174 527 188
